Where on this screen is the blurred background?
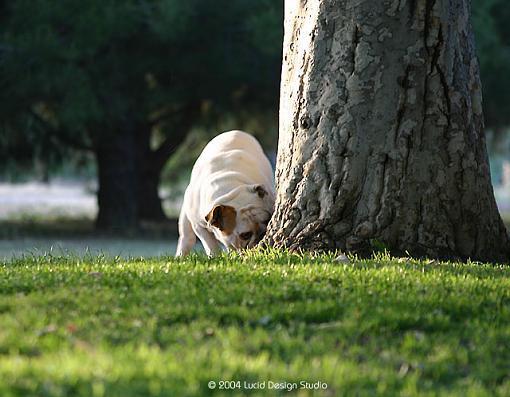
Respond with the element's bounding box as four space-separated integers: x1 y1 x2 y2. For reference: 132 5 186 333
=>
0 0 508 260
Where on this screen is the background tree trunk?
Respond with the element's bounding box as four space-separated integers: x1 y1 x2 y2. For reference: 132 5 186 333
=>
136 107 197 223
95 114 195 231
265 0 509 262
136 164 167 223
136 128 167 223
95 128 139 232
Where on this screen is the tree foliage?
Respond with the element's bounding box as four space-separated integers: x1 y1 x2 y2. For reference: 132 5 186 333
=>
0 0 283 229
472 0 510 130
0 0 282 146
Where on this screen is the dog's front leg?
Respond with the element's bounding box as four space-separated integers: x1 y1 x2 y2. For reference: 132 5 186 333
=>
195 227 222 257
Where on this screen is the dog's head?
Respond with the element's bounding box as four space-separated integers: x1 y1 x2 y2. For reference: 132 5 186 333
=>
205 184 273 250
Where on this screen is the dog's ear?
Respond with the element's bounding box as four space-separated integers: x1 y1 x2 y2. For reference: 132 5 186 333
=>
205 204 237 233
250 184 267 198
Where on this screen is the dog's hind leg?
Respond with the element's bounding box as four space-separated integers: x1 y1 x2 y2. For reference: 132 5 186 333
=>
176 211 196 256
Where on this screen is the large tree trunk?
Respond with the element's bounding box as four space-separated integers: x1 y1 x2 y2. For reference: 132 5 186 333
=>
265 0 509 262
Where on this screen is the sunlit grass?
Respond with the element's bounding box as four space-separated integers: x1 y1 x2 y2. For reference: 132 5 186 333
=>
1 250 509 396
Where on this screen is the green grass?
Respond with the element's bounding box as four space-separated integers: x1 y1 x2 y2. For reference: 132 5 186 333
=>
1 250 509 396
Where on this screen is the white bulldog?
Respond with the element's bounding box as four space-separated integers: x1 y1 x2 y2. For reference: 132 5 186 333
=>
176 130 275 256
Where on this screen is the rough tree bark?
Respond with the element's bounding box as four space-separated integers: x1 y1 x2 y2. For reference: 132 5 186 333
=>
265 0 509 261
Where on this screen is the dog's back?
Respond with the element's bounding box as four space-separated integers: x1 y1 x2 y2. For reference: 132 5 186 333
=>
190 130 273 200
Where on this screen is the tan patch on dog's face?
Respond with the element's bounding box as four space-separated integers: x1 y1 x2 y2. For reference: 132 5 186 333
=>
205 204 237 235
219 206 237 235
